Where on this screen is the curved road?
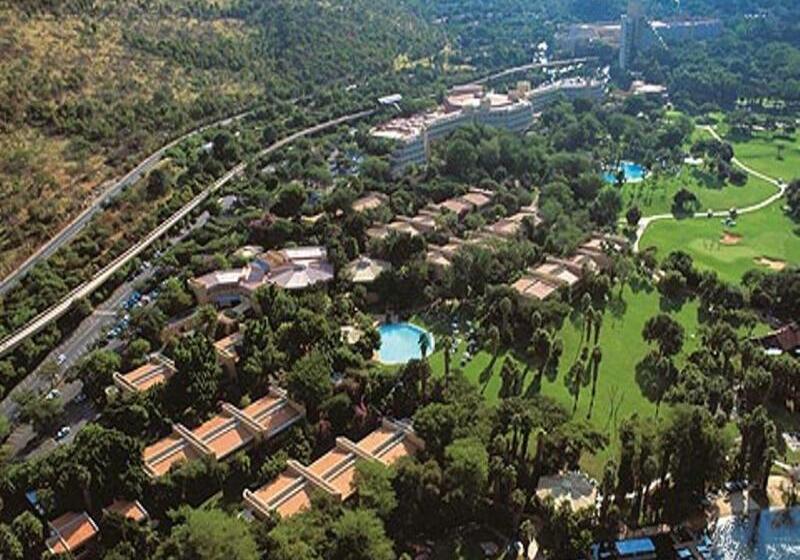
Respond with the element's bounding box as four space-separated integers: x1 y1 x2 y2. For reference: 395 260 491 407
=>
632 125 786 252
0 107 260 297
0 108 376 358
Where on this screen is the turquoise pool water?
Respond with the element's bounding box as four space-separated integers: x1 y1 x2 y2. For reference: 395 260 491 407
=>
378 323 434 365
712 508 800 559
603 161 647 184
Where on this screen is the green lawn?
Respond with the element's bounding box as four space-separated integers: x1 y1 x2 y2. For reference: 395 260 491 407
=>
424 286 704 477
622 168 777 216
640 201 800 284
713 124 800 183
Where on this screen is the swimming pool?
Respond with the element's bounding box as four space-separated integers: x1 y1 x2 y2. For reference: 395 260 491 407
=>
378 323 435 365
712 508 800 559
603 161 647 184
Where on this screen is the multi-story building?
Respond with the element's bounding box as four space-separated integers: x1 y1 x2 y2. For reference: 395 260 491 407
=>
372 83 534 174
619 0 722 70
528 78 607 113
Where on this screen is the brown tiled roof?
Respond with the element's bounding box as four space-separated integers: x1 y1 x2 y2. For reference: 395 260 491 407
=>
243 419 422 519
113 359 175 394
46 512 99 555
104 500 149 523
143 389 304 478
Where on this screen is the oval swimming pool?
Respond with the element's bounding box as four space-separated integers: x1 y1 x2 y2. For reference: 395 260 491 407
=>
378 323 435 365
603 161 647 184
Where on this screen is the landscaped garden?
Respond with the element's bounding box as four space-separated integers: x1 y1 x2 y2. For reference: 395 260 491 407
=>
641 198 800 284
622 168 777 216
423 285 705 478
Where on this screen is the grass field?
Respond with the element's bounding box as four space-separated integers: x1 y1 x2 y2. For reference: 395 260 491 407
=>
424 286 704 477
640 200 800 284
622 168 778 216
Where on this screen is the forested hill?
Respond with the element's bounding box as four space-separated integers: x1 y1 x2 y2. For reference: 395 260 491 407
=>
0 0 444 275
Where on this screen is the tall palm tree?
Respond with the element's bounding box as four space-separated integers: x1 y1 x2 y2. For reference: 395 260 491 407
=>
418 332 430 360
588 346 603 419
565 359 590 415
442 335 454 380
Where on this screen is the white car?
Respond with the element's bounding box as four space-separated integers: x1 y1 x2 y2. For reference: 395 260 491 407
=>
56 353 67 365
45 389 61 401
55 426 71 441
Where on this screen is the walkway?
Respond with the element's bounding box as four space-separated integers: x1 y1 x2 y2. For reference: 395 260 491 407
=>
632 125 786 252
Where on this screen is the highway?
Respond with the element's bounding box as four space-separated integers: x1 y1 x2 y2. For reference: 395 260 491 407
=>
0 107 376 359
470 57 599 85
0 107 258 297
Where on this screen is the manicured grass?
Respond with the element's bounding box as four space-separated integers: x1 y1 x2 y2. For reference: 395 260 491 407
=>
640 201 800 284
622 168 777 216
424 286 704 477
713 125 800 183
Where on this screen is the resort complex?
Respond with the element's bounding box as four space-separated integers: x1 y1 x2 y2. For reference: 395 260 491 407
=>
1 1 799 559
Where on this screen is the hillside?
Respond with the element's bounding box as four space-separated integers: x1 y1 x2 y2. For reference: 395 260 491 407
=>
0 0 443 276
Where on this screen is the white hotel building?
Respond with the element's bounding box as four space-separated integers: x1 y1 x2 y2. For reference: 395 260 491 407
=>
373 79 605 174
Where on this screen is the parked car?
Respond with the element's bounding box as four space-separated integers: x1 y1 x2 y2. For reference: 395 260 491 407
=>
55 426 71 441
45 389 61 401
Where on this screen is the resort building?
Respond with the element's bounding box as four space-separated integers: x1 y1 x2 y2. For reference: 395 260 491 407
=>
142 388 304 478
527 77 606 113
352 192 389 214
103 500 149 523
512 235 624 301
755 323 800 356
536 472 597 512
113 355 176 395
484 204 541 239
343 256 392 284
243 419 422 519
429 188 494 220
214 331 243 377
45 511 99 558
189 246 334 305
372 83 534 174
619 0 721 70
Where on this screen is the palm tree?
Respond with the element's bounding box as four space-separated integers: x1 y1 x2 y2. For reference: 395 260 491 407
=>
487 325 501 370
442 335 454 380
588 346 603 419
593 312 603 346
418 332 430 360
585 306 595 344
565 359 590 415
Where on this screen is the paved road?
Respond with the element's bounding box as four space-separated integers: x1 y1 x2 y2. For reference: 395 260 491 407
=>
2 211 210 457
471 57 598 85
0 108 375 359
0 107 257 297
632 125 786 252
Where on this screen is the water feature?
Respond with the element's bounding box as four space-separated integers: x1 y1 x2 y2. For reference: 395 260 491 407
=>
603 161 647 184
712 508 800 559
377 323 435 365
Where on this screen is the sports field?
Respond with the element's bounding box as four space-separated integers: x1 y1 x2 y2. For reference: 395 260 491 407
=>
640 200 799 283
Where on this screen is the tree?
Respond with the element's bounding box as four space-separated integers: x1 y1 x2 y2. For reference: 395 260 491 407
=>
330 509 395 560
441 335 454 380
286 350 333 421
626 205 642 227
418 331 430 360
170 333 223 419
787 179 800 220
591 187 623 227
672 188 700 215
147 168 173 198
355 460 397 520
565 359 590 415
11 512 43 560
73 348 121 403
443 437 489 519
211 131 240 166
158 277 193 317
272 182 307 218
444 138 477 180
642 314 685 357
154 507 258 560
0 524 22 560
587 347 603 419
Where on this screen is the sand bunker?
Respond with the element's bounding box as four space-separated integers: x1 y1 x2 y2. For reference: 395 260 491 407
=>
755 257 787 271
720 232 743 245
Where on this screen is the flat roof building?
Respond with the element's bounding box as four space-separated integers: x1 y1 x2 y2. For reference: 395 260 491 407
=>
244 419 422 519
143 388 304 478
113 356 176 395
352 192 389 214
